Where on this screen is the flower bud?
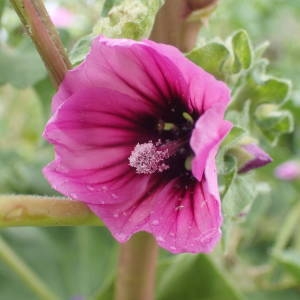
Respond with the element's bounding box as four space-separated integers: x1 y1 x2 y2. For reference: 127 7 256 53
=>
229 140 272 173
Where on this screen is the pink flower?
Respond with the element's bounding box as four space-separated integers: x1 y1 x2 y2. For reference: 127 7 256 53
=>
43 37 232 253
274 160 300 181
49 7 75 28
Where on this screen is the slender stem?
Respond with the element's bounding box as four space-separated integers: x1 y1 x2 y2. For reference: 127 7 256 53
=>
273 201 300 253
115 232 158 300
0 236 59 300
0 195 101 227
150 0 219 52
10 0 71 87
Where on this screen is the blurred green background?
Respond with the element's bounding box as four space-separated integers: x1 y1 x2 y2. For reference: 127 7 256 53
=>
1 0 300 299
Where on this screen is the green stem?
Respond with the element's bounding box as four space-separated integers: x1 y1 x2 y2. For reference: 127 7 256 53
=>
0 236 59 300
273 201 300 253
115 232 158 300
10 0 71 87
0 195 102 227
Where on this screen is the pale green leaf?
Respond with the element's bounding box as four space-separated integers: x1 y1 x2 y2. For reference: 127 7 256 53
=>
255 106 294 144
231 30 252 73
0 41 47 89
186 42 231 80
222 173 257 221
93 0 165 40
69 35 93 66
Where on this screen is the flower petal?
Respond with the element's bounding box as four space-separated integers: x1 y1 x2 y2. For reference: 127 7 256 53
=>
88 178 222 254
190 109 232 182
43 87 159 204
52 37 189 112
143 40 231 114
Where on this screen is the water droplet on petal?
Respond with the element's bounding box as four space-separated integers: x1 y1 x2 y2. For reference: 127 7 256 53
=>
113 213 119 218
86 185 95 191
116 233 126 241
55 165 69 173
152 220 159 225
200 201 206 208
101 186 108 191
70 193 77 199
157 236 165 242
175 205 184 210
111 193 118 199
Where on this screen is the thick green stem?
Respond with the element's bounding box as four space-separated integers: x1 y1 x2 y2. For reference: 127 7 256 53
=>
0 195 101 227
0 236 59 300
10 0 71 87
115 233 158 300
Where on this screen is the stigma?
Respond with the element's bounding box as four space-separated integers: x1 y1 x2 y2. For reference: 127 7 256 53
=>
128 141 170 174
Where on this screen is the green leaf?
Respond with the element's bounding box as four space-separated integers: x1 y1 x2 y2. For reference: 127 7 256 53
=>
186 42 231 80
157 254 243 300
273 250 300 281
222 173 257 221
0 41 47 89
254 41 270 59
236 76 291 109
93 0 165 40
255 106 294 144
231 30 253 73
69 35 93 66
252 77 291 106
0 227 117 299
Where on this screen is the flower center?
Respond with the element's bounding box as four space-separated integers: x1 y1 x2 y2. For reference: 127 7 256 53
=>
129 110 195 176
128 141 170 174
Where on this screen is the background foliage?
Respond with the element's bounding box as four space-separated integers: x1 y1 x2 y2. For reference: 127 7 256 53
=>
1 0 300 299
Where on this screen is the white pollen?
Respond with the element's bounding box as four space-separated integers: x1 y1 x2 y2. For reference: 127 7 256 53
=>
129 141 170 174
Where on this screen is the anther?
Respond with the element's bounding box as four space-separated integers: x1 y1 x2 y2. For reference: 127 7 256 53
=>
129 141 170 174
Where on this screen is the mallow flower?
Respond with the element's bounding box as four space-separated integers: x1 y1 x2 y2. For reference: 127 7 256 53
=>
43 36 232 253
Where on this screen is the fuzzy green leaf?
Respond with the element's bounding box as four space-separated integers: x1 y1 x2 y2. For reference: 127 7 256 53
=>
94 0 165 40
255 106 294 144
69 35 93 66
186 42 231 80
231 30 253 73
222 173 257 221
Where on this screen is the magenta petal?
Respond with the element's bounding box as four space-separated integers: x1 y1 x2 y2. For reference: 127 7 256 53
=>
190 109 232 182
43 87 159 204
88 178 222 253
143 40 231 114
52 37 189 112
